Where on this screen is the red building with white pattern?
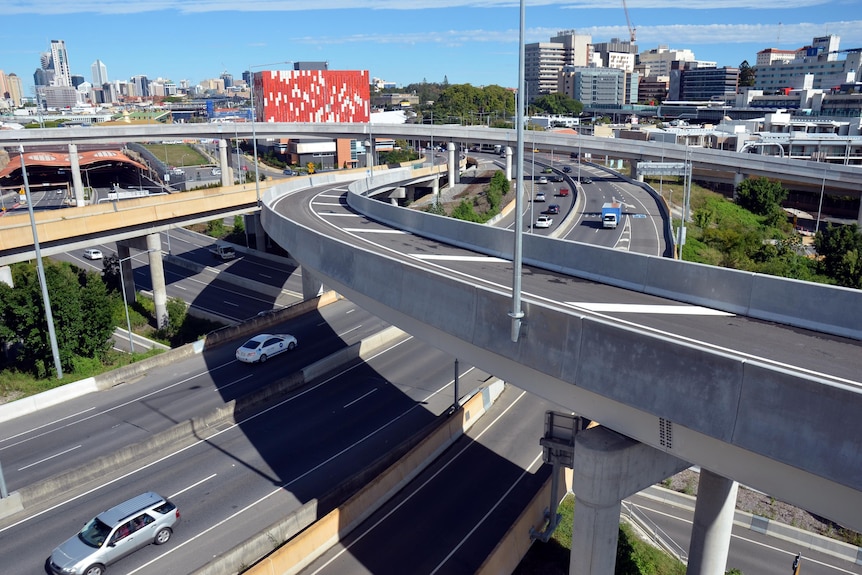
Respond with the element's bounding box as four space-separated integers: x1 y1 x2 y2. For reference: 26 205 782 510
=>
253 69 370 123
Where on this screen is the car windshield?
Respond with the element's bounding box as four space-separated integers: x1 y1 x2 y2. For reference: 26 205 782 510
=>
241 340 261 350
78 517 112 548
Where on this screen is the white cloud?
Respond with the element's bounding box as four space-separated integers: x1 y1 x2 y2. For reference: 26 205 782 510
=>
2 0 846 15
288 20 862 50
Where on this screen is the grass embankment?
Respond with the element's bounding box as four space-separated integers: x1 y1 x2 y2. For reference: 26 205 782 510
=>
142 143 210 168
514 495 686 575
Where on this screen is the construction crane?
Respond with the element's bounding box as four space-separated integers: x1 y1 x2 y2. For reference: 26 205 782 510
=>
622 0 636 43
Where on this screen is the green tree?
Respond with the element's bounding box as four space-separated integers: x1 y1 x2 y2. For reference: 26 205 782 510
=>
735 177 788 226
206 218 226 238
815 223 862 288
532 93 583 116
233 215 245 235
0 261 114 377
738 60 756 87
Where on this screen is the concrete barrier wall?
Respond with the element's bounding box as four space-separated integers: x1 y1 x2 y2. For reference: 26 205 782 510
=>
0 378 98 424
341 174 861 341
0 292 338 425
475 466 565 575
235 380 505 575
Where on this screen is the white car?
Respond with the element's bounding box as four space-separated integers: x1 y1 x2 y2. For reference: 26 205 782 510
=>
535 215 553 229
83 248 103 260
534 192 546 202
537 176 548 184
236 334 297 363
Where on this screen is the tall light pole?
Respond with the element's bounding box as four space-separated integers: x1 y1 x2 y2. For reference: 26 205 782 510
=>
509 0 526 343
118 255 135 354
117 249 156 354
815 168 827 234
19 146 63 379
248 61 292 205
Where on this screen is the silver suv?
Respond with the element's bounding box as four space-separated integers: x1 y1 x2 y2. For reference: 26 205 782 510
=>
48 492 179 575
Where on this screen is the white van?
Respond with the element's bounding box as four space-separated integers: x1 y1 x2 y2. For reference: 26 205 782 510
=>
83 249 103 260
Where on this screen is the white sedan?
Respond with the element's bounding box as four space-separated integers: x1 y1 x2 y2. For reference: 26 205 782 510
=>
236 333 298 363
535 215 553 229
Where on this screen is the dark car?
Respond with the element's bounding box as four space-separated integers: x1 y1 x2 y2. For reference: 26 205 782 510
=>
547 204 561 215
563 166 572 173
552 175 564 182
583 177 593 184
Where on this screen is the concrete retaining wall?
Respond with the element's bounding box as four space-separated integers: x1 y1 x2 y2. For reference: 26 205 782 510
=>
476 466 565 575
209 379 506 575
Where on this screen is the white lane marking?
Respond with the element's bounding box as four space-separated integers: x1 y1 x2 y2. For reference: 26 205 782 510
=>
258 273 272 279
431 452 544 574
344 388 377 408
18 445 82 471
343 228 408 234
569 303 734 316
171 474 217 498
412 254 509 263
0 363 249 451
315 202 347 206
222 301 240 307
319 213 362 217
0 335 417 536
304 390 529 575
0 407 95 447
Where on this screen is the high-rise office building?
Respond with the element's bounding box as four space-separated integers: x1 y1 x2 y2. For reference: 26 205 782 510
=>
0 71 24 107
49 40 72 87
92 59 108 86
525 30 591 101
130 75 150 98
637 46 698 77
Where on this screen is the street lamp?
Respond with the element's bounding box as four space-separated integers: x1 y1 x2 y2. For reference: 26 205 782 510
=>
249 60 292 205
815 169 827 234
18 145 63 378
117 249 156 354
118 255 135 354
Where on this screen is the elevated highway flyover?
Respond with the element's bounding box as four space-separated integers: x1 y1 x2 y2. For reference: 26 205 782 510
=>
2 123 861 572
1 122 860 219
262 167 862 575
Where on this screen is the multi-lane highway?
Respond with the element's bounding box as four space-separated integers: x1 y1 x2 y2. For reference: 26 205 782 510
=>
0 299 388 491
0 309 499 574
482 150 670 257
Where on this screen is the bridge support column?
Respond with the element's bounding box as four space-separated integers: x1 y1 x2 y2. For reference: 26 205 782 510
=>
505 146 513 181
146 233 168 330
732 172 744 201
301 268 324 300
250 212 267 251
686 469 738 575
68 143 86 207
218 139 230 187
631 160 643 182
116 243 135 304
448 142 457 185
432 177 440 201
570 426 689 575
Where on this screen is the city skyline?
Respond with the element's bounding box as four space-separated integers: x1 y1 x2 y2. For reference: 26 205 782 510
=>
2 1 861 96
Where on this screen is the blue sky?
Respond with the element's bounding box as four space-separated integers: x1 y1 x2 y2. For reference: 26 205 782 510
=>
2 1 861 95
